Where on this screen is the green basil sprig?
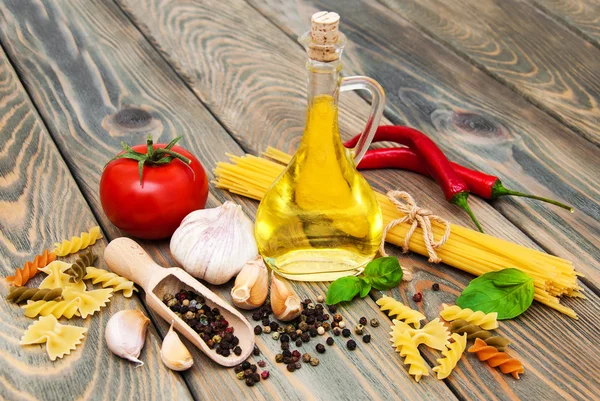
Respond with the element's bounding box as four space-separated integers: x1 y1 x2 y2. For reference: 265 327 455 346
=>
456 268 534 319
326 257 403 305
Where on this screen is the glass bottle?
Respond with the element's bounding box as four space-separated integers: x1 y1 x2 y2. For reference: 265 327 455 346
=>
255 12 385 281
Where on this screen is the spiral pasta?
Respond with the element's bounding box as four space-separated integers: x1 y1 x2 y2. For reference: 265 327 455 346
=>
38 261 73 290
391 318 450 351
6 250 56 287
84 267 137 298
449 319 510 351
22 298 80 319
432 333 467 379
65 249 97 283
468 338 525 379
20 315 87 361
6 287 63 304
377 296 425 328
440 304 498 330
53 226 103 257
390 329 429 382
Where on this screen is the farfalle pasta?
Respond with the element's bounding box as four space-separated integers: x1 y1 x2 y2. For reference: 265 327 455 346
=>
38 261 73 290
62 286 113 318
84 267 137 298
6 250 56 286
432 333 467 379
390 329 429 382
468 338 525 379
376 296 425 328
391 318 450 351
450 319 510 351
7 287 63 304
22 298 81 319
440 304 498 330
20 315 87 361
53 226 103 257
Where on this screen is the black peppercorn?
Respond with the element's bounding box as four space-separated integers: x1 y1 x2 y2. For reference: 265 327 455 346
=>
347 339 357 350
290 332 298 341
222 348 231 357
328 305 337 313
286 363 296 372
269 322 279 331
316 344 326 354
242 361 251 370
326 337 334 346
412 292 422 302
245 378 255 387
281 342 290 351
282 350 292 358
362 334 371 343
294 361 302 370
244 369 253 377
280 334 290 343
233 346 242 356
254 325 263 335
234 364 243 374
359 317 367 326
301 333 310 342
342 328 351 338
252 312 262 321
295 339 303 347
333 327 342 336
432 283 440 291
309 328 317 337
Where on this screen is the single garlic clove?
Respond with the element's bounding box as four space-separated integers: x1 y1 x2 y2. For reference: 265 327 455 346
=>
161 322 194 371
105 310 150 366
270 273 302 321
231 256 269 310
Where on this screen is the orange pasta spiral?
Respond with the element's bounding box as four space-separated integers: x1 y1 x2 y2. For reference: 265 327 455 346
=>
468 338 525 379
6 250 57 286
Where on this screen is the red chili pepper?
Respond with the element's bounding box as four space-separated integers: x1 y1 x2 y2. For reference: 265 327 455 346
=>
352 146 573 211
347 126 483 231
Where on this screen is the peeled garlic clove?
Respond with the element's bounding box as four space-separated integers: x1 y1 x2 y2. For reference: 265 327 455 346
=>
170 201 258 285
231 256 269 310
105 310 150 366
270 273 302 321
161 322 194 371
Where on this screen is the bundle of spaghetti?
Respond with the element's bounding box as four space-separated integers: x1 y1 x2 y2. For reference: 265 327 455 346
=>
213 149 581 318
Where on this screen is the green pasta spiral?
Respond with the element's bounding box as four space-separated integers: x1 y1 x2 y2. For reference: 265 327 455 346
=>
449 319 510 351
65 249 97 283
6 287 63 304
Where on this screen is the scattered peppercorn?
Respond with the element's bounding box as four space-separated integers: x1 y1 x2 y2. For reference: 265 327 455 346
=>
295 339 303 347
280 334 290 343
316 344 326 354
286 363 296 372
317 327 325 335
302 353 311 363
281 342 290 351
257 360 266 368
263 326 272 334
359 317 367 326
301 332 310 343
322 322 331 331
261 370 269 380
282 350 292 358
412 292 423 302
253 345 260 356
328 305 337 313
333 313 343 322
245 378 255 387
370 318 379 327
326 337 334 346
294 361 302 370
316 295 325 303
236 371 245 380
354 324 364 335
310 357 319 366
272 332 280 340
242 361 251 370
309 328 318 337
339 321 346 328
362 334 371 343
347 339 357 350
432 283 440 291
254 325 263 335
275 354 283 363
333 327 342 336
342 328 351 338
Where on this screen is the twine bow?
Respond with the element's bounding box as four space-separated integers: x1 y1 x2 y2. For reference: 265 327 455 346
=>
379 191 451 270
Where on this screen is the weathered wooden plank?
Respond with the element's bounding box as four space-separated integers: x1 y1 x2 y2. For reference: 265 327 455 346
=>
377 0 600 145
529 0 600 47
0 1 458 400
0 44 191 401
243 0 600 286
111 0 599 399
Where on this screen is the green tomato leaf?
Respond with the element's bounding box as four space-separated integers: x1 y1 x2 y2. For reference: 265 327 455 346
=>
363 257 403 290
456 268 534 319
326 276 363 305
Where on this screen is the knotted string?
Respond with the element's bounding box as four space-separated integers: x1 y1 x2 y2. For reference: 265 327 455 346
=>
379 191 451 280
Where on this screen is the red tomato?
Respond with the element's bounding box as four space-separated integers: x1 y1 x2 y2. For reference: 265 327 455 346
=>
100 142 208 239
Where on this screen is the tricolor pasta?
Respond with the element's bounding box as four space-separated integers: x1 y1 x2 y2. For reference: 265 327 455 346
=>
432 333 467 379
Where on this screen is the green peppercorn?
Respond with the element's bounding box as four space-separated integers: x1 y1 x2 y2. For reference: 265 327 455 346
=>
212 335 222 344
302 353 311 363
167 298 178 308
236 371 245 380
310 357 319 366
275 353 283 363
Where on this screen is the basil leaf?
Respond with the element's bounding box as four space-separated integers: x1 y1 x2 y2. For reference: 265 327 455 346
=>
363 257 403 290
326 276 363 305
456 268 534 319
359 278 372 298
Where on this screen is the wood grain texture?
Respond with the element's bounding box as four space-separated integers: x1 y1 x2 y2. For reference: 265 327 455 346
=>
0 0 458 399
244 0 600 286
530 0 600 47
377 0 600 145
111 0 600 399
0 45 191 401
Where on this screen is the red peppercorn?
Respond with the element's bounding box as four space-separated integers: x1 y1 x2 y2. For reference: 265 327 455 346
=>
412 292 422 302
261 370 269 380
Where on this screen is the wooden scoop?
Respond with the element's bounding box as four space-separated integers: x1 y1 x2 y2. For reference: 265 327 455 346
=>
104 237 254 367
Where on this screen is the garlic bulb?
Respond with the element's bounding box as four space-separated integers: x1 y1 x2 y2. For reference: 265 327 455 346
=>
105 310 150 366
170 201 258 285
161 322 194 371
270 273 302 321
231 256 268 310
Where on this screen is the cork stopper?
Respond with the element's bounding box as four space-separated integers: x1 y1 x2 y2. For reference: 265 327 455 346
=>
308 11 341 62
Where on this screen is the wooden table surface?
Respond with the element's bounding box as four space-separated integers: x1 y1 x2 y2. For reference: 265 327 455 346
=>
0 0 598 400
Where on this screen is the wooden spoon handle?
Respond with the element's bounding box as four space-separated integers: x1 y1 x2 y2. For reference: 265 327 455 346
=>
104 237 164 290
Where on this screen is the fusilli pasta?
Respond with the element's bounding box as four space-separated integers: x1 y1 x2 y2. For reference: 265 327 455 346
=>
62 286 113 318
20 315 87 361
468 338 525 379
432 333 467 379
391 318 450 351
376 296 425 328
7 287 62 304
449 319 510 351
65 249 97 283
53 226 103 257
440 304 498 330
6 250 56 286
22 298 81 319
390 329 429 382
84 267 137 298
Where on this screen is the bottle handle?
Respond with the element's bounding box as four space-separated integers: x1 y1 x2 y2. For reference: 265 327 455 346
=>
340 76 386 164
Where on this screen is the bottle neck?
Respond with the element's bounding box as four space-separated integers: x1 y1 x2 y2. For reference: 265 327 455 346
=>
306 59 342 105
